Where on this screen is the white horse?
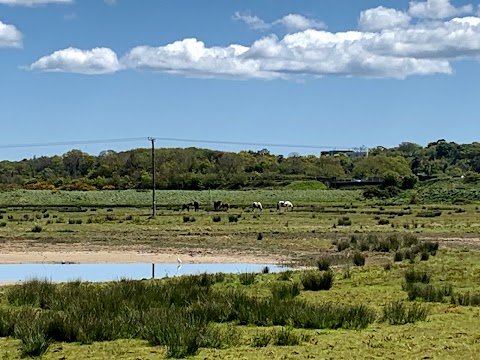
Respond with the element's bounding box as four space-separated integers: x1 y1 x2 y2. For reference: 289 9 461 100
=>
252 202 263 212
277 201 294 211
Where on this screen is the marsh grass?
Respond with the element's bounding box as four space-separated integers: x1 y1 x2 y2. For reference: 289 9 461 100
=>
404 268 431 284
271 282 301 300
451 292 480 306
250 330 272 347
239 272 257 286
278 270 293 281
381 300 429 325
271 327 302 346
405 283 453 302
353 251 366 266
317 257 331 271
301 270 334 291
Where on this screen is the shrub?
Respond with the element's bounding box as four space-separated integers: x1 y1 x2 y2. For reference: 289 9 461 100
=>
68 219 75 225
212 215 221 223
257 233 263 241
353 251 365 267
384 262 392 271
378 219 390 225
106 214 116 221
381 300 428 325
271 282 301 300
0 222 6 227
301 271 334 291
75 219 82 225
125 214 133 221
262 266 270 274
316 257 331 271
183 215 191 223
31 225 42 233
228 215 238 223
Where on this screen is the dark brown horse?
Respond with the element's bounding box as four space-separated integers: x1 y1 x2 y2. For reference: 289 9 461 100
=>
214 200 229 211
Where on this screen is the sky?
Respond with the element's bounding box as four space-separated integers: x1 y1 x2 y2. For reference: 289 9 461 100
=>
1 0 480 160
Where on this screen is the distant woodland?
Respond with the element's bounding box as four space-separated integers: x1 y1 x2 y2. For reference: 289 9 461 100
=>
1 139 480 191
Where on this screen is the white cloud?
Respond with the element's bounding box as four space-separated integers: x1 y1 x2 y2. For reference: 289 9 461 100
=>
232 12 270 30
275 14 326 32
29 47 120 74
0 20 22 48
104 0 116 6
409 0 473 19
28 6 480 80
359 6 411 31
233 12 325 32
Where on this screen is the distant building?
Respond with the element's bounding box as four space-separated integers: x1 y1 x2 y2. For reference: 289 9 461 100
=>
320 150 368 159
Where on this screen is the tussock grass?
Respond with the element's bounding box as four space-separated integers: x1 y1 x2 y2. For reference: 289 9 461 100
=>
381 300 429 325
271 282 301 300
301 270 334 291
451 292 480 306
404 268 431 284
405 283 453 302
316 257 331 271
239 272 257 286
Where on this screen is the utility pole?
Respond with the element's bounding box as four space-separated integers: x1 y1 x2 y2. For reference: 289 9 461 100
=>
148 137 156 217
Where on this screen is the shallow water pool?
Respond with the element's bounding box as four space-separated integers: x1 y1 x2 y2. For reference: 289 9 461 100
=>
0 263 290 283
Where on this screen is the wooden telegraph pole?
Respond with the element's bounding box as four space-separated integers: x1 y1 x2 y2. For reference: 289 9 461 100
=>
148 137 156 217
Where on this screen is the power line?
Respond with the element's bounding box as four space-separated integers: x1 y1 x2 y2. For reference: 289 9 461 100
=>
0 136 357 151
0 137 146 149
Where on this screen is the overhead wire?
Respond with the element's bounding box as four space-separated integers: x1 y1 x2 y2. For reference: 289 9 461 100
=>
0 136 358 151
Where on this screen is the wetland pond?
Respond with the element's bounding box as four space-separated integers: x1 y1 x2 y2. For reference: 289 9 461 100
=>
0 263 291 283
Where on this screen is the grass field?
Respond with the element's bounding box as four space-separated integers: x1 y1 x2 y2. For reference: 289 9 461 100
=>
0 189 363 208
1 189 480 358
0 248 479 359
1 196 480 262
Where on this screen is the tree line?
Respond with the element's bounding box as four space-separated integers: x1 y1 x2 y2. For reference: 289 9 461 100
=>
0 139 478 191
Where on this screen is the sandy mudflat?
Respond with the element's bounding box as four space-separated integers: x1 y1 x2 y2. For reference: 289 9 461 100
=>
0 250 284 265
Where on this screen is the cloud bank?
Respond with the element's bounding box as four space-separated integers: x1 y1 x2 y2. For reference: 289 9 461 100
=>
0 20 22 47
27 0 480 80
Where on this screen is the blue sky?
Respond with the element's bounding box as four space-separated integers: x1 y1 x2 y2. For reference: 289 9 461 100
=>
1 0 479 160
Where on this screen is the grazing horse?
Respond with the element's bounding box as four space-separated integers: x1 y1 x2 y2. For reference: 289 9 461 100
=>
214 200 229 211
277 200 294 211
192 201 199 212
252 202 263 212
182 201 200 212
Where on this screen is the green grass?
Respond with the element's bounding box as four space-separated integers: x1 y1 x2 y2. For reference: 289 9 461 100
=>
0 189 361 208
283 181 327 190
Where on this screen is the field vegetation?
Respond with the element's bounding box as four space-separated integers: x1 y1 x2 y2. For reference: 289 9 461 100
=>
0 247 480 359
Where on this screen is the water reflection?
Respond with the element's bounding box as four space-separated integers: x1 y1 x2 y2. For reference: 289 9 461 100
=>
0 263 290 283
